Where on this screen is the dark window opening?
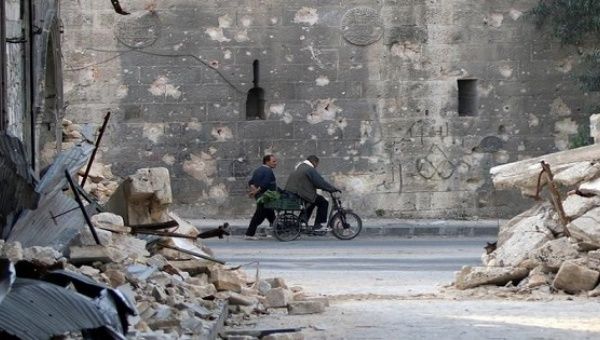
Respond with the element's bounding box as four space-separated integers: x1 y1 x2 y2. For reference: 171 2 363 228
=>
458 79 478 116
246 60 265 120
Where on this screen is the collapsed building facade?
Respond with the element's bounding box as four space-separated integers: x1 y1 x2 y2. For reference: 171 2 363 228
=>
60 0 600 219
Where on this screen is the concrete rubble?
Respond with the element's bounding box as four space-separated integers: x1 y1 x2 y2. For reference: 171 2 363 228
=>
0 158 324 339
453 142 600 298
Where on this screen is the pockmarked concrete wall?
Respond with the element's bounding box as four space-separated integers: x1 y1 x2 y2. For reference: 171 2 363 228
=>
60 0 600 219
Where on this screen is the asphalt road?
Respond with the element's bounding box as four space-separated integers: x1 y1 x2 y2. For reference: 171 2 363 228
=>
204 236 484 295
205 236 600 339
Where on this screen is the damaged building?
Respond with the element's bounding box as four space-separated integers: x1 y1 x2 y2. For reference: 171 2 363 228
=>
60 0 600 219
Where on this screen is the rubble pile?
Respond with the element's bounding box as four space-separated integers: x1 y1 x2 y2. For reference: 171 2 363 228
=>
0 213 325 339
453 144 600 297
64 118 119 204
0 163 324 339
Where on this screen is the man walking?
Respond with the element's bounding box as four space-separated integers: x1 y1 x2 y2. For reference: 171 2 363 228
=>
245 154 278 240
285 155 339 231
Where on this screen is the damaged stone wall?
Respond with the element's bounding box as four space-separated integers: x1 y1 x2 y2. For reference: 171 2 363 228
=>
60 0 600 218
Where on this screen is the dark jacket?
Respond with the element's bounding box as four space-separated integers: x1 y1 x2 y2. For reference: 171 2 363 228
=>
248 165 276 199
285 162 337 203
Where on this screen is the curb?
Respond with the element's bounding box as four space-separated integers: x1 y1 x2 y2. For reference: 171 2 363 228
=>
187 218 504 238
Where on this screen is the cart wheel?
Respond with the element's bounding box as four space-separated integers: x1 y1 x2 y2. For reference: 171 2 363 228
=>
273 213 301 242
330 211 362 240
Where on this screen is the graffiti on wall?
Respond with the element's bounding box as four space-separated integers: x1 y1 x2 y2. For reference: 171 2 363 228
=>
416 144 470 180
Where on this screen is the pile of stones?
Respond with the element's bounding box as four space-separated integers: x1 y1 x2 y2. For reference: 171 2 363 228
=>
453 144 600 297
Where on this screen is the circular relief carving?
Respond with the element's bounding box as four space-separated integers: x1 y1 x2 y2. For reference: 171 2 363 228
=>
115 11 161 49
341 7 384 46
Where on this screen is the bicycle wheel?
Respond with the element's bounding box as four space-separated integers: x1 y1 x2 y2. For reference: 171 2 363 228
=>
273 213 301 242
330 211 362 240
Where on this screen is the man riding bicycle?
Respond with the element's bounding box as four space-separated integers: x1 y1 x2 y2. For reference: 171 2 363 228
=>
284 155 340 231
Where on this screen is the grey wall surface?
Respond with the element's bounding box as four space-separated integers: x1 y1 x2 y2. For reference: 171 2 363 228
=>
60 0 600 219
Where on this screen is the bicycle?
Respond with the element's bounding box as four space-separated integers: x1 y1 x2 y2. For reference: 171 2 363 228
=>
265 191 362 242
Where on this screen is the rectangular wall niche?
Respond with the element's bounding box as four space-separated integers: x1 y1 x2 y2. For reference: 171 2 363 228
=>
457 79 478 116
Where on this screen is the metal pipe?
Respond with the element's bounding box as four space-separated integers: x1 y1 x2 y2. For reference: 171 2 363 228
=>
80 111 110 188
27 0 35 170
65 169 101 245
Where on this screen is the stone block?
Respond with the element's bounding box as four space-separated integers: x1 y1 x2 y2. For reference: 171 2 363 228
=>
127 167 172 204
553 260 600 293
22 246 61 266
210 269 243 292
454 266 529 290
488 206 554 267
266 277 288 289
554 162 600 187
568 207 600 247
529 237 579 272
257 279 272 295
69 245 114 264
262 332 304 340
1 242 23 262
264 287 293 308
72 227 113 246
563 194 600 220
287 301 325 315
168 259 211 276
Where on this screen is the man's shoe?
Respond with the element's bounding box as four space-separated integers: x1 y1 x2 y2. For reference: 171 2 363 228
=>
243 235 258 240
312 223 324 230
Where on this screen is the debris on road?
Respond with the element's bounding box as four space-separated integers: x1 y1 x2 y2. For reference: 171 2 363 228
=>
452 142 600 298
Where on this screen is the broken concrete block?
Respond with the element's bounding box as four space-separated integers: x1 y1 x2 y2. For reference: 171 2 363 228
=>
72 227 113 246
292 295 329 307
216 291 258 306
152 285 168 303
529 237 579 272
554 162 600 187
257 279 272 295
266 277 288 289
454 266 529 290
262 332 304 340
264 287 293 308
488 209 554 267
91 211 124 226
553 260 600 293
103 269 127 287
287 301 325 315
490 144 600 195
568 207 600 247
210 269 243 292
69 245 114 264
91 212 129 233
563 193 600 220
22 246 61 266
127 167 172 203
188 284 217 298
111 234 149 258
579 177 600 196
1 242 23 262
169 259 211 276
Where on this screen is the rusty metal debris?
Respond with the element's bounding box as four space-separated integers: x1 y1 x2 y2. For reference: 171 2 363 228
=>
66 169 101 245
81 111 111 188
537 161 571 237
154 241 226 265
